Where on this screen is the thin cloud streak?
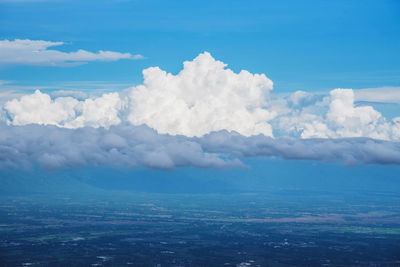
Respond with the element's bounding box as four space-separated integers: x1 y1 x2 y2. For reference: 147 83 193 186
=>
0 39 144 66
354 87 400 103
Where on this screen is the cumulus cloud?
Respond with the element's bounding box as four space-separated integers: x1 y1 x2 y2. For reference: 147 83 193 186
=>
297 89 399 140
2 51 400 148
327 89 385 138
0 39 144 66
63 92 122 128
4 90 122 128
4 90 79 126
128 52 276 137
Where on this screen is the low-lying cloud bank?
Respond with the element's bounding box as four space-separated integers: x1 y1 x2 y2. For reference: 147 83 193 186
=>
1 52 400 169
0 124 237 170
1 123 400 170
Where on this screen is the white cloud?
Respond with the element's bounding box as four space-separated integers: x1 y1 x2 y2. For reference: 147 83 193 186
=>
2 52 400 143
4 90 79 126
4 90 122 128
0 39 144 66
327 89 385 138
292 89 399 140
64 92 122 128
128 52 275 137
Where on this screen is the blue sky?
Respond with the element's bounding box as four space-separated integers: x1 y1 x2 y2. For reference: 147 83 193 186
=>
1 0 400 92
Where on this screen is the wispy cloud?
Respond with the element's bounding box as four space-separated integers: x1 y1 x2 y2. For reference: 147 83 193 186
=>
0 39 144 66
354 87 400 103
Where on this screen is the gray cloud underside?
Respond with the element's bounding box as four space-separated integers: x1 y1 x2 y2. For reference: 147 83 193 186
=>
1 123 399 170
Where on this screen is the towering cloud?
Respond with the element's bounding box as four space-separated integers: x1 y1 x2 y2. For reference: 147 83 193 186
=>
128 52 275 137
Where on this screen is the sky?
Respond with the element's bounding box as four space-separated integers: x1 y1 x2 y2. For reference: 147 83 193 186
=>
0 0 400 191
1 0 400 91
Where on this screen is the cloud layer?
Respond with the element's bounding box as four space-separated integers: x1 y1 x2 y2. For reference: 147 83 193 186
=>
1 52 400 169
0 124 237 170
0 39 144 66
1 123 399 170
